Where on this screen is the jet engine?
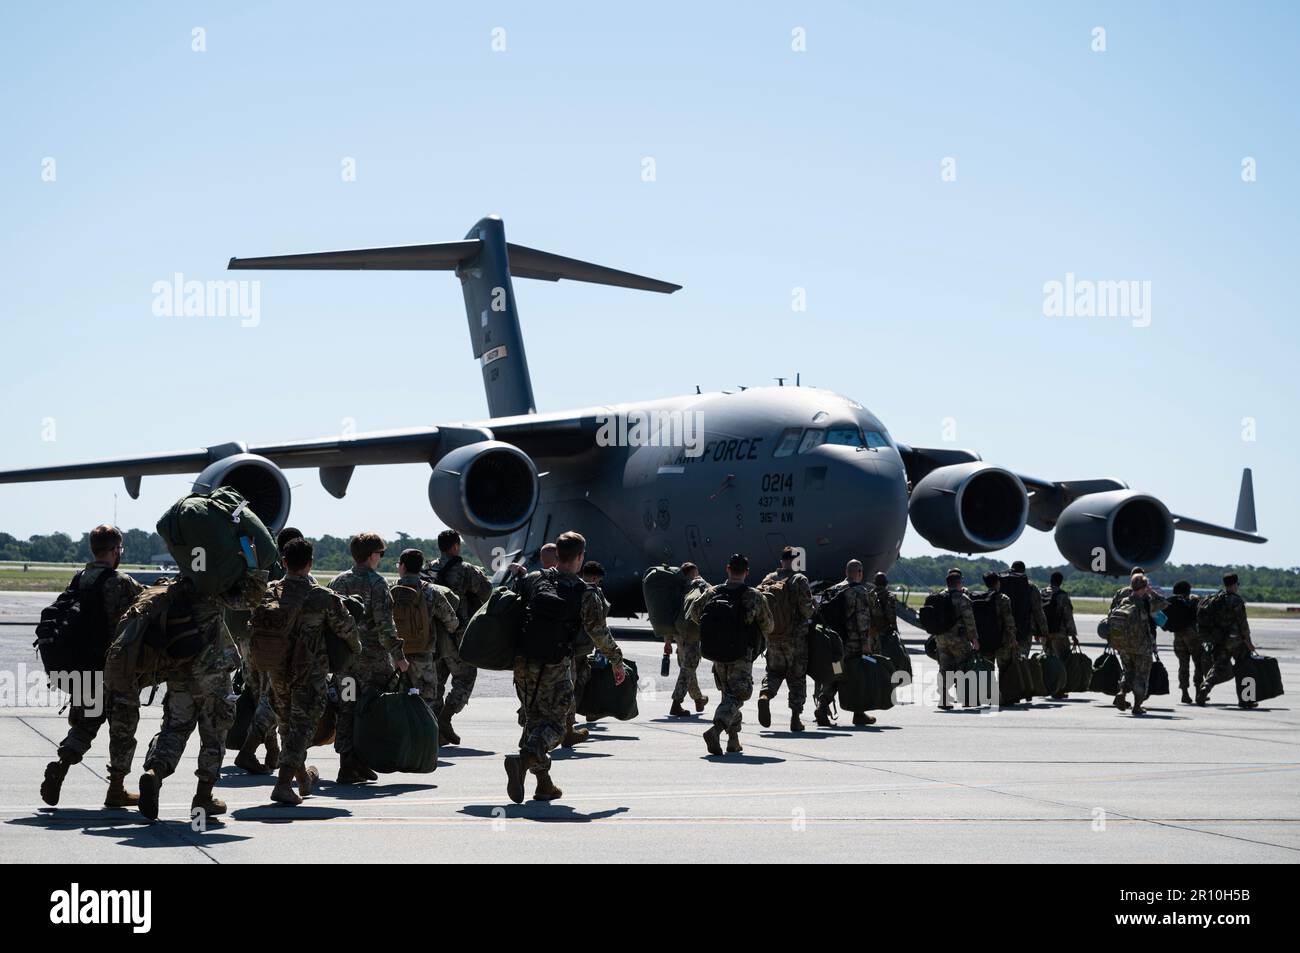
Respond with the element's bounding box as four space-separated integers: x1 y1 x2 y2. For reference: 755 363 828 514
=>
1053 490 1174 576
428 440 539 536
908 462 1028 553
192 453 292 533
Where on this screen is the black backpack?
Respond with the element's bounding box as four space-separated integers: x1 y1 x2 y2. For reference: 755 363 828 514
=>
699 587 754 663
33 569 114 680
1042 588 1064 632
998 572 1032 638
1161 594 1197 632
519 570 585 664
818 585 851 638
919 590 957 636
969 590 1004 653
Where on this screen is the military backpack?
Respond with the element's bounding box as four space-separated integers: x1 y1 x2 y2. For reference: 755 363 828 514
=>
33 569 113 684
759 577 798 638
919 590 957 636
519 569 585 664
699 587 754 663
1161 594 1197 633
997 572 1033 639
1042 587 1064 633
248 581 308 673
1196 590 1234 643
391 583 432 654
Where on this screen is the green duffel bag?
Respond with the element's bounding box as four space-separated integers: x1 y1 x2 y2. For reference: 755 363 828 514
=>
353 674 439 774
996 655 1031 706
836 655 870 711
1035 653 1068 696
1066 649 1093 693
1090 648 1122 695
1026 655 1047 696
806 623 845 685
677 585 707 643
642 565 687 638
577 658 640 721
1236 654 1284 704
861 654 897 712
877 630 912 678
956 654 995 708
157 486 277 596
459 587 523 671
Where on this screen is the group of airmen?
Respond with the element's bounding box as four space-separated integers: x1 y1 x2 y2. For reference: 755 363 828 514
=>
36 523 1260 814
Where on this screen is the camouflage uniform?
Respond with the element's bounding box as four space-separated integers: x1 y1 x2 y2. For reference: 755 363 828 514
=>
759 568 814 713
328 565 402 762
1025 578 1050 650
394 573 459 711
226 560 284 753
686 582 774 731
54 561 145 781
865 585 898 656
514 572 623 775
671 577 709 705
567 583 608 722
1112 592 1167 703
935 588 978 702
1041 585 1078 658
987 590 1019 667
1199 591 1251 698
815 579 871 709
144 571 269 783
425 555 492 718
1168 595 1205 692
265 575 361 773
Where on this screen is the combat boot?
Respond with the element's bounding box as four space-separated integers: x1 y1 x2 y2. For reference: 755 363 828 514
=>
703 724 724 756
439 712 461 747
297 765 319 798
757 694 772 728
104 774 139 808
669 699 689 717
335 754 369 785
1131 704 1147 716
137 768 161 820
1113 693 1130 711
505 752 533 804
270 767 302 806
358 760 379 782
725 730 743 754
814 703 833 727
40 759 69 807
1181 689 1193 705
852 711 876 726
561 725 589 748
263 731 281 772
191 779 227 817
234 739 269 775
532 770 563 802
790 712 805 732
1195 687 1209 706
694 695 709 713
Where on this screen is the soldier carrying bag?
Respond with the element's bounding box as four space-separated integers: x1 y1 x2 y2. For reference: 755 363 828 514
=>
918 591 957 636
460 587 525 671
699 588 754 663
997 572 1033 642
759 578 798 638
33 568 114 686
103 581 204 694
157 486 277 597
968 591 1003 657
518 570 585 665
1196 591 1234 645
643 565 687 638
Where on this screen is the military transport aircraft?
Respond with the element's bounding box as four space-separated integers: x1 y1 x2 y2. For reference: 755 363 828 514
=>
0 216 1265 611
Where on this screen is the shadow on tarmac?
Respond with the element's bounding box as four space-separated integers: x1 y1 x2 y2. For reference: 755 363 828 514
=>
8 812 253 847
459 803 630 822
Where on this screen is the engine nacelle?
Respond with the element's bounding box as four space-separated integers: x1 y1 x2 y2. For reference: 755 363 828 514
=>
1054 490 1174 576
909 462 1028 553
428 440 539 536
192 453 291 533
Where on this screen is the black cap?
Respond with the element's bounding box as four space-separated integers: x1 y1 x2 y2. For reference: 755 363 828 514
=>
728 553 749 572
873 572 887 585
946 567 963 580
580 560 605 578
780 547 797 560
1010 560 1026 573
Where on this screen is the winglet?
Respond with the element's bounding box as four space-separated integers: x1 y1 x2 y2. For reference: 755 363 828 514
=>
1234 468 1257 533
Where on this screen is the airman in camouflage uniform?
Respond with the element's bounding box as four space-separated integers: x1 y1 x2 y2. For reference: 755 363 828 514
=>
328 533 406 784
1040 571 1079 699
1008 561 1050 652
686 554 775 755
138 567 269 820
668 563 710 718
393 549 459 715
814 560 873 727
1165 581 1204 704
1196 574 1255 708
981 574 1019 667
1111 574 1167 715
41 525 146 809
758 547 815 732
936 569 978 710
263 538 362 805
505 532 625 803
561 560 611 747
424 530 493 746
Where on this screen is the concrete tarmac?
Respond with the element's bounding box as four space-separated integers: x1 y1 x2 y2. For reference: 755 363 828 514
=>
2 592 1296 863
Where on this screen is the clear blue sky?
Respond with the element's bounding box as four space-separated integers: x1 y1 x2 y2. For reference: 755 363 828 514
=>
1 1 1295 569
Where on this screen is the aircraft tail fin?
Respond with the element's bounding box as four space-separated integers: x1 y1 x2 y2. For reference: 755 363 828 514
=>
1234 467 1257 533
230 215 679 418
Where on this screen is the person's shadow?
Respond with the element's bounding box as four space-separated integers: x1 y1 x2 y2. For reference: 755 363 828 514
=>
459 803 630 823
230 805 352 823
316 781 437 800
8 812 252 848
701 753 784 765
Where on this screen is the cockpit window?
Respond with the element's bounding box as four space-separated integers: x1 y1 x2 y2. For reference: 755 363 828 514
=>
824 426 865 447
863 430 889 449
773 428 801 458
798 428 825 453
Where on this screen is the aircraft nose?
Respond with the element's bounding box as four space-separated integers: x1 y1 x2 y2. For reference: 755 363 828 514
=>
814 448 909 558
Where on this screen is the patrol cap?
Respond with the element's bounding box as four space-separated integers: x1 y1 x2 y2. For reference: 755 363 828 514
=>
1010 560 1026 573
728 553 749 572
580 560 605 578
873 572 888 585
983 571 999 587
946 567 963 580
780 547 797 560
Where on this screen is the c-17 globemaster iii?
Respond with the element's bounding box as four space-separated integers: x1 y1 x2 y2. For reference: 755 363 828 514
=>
0 216 1266 613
